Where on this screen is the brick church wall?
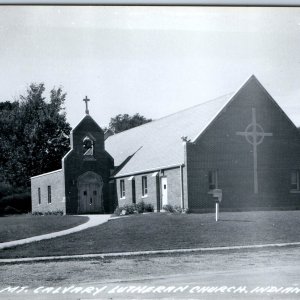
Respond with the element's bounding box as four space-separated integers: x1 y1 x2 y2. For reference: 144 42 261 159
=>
31 169 66 213
116 177 132 207
135 174 157 208
116 173 158 209
186 78 300 212
116 166 185 211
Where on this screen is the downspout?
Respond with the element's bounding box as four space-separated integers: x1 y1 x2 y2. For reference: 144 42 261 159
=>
181 139 190 210
180 164 184 209
157 170 162 212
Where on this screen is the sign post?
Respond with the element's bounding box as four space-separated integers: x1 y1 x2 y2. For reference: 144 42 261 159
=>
211 189 222 222
215 201 219 222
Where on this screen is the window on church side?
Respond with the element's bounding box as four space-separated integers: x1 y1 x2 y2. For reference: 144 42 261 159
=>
38 188 41 205
47 186 52 204
290 170 300 191
83 191 87 196
120 180 125 198
142 176 148 196
208 170 218 190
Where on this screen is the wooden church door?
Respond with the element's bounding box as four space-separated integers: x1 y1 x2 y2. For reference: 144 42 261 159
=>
77 171 103 213
81 183 101 212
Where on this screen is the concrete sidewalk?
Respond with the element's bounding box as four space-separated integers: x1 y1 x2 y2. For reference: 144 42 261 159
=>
1 241 300 264
0 214 111 250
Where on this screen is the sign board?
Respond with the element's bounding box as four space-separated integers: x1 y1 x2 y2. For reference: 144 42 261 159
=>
212 189 222 203
212 189 222 197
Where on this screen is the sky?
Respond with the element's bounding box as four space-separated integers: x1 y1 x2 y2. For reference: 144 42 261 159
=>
0 6 299 128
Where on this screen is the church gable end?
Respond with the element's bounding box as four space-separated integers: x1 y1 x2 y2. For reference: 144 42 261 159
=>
186 75 300 211
71 115 105 154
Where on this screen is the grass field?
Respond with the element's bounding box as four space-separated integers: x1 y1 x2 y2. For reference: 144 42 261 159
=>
0 215 88 243
1 210 300 259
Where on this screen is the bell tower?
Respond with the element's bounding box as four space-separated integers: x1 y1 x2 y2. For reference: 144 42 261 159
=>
62 97 114 214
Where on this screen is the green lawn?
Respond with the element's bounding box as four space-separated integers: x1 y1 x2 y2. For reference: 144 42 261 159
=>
1 210 300 258
0 215 88 243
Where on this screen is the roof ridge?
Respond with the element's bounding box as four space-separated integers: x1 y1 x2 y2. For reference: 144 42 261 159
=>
107 92 234 140
154 92 234 122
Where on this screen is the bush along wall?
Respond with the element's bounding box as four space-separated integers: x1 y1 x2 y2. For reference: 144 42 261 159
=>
163 204 190 214
114 201 154 216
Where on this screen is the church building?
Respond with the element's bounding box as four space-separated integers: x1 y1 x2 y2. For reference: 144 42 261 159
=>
31 75 300 214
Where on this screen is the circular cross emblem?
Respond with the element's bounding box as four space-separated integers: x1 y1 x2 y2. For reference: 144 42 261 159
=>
244 122 266 145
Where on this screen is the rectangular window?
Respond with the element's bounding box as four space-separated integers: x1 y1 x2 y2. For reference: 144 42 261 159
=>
290 170 300 191
120 180 125 198
208 170 218 190
47 186 51 204
38 188 41 205
142 176 148 196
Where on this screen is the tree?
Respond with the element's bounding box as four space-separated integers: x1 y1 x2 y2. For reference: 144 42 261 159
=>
108 113 152 134
0 83 71 188
0 101 19 182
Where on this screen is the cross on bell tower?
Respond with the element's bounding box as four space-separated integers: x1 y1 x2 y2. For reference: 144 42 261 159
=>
83 96 90 115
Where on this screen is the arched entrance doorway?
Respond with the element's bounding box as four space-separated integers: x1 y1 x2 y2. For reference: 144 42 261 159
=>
77 171 103 213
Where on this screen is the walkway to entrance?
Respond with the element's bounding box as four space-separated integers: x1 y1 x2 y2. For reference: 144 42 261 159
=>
0 214 111 250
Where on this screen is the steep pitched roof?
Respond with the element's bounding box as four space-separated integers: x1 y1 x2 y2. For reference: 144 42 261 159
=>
105 92 234 177
73 114 103 133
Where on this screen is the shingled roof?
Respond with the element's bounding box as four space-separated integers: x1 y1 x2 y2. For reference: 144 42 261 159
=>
105 92 234 178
